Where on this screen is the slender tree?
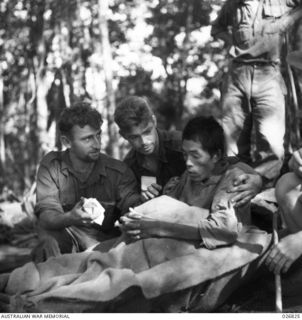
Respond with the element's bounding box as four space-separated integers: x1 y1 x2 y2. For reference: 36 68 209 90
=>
98 0 119 158
0 65 5 168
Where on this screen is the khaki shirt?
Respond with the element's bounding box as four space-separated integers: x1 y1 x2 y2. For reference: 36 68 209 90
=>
164 159 255 249
36 150 141 235
211 0 301 62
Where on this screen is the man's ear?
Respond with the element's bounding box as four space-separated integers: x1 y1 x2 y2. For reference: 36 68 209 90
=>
61 135 71 148
212 151 222 163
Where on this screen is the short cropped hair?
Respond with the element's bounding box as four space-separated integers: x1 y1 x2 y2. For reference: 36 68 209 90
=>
58 102 103 137
114 96 154 133
182 116 225 157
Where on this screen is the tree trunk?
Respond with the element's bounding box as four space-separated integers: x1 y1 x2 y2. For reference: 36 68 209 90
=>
175 0 193 128
27 0 48 173
98 0 119 158
0 66 5 168
0 65 6 189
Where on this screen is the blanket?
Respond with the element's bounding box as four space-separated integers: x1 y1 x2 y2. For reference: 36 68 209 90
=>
1 196 271 312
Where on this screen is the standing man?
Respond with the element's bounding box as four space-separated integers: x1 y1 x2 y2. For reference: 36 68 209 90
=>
211 0 302 187
34 102 141 261
114 96 186 200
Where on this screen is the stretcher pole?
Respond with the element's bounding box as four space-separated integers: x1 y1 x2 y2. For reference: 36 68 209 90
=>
273 211 283 312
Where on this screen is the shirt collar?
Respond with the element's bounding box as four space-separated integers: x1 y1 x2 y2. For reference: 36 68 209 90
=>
205 158 229 185
60 149 107 177
186 158 229 187
60 150 71 174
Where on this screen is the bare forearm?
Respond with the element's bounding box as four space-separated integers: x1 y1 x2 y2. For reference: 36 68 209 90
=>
122 214 202 241
154 221 201 240
39 210 74 230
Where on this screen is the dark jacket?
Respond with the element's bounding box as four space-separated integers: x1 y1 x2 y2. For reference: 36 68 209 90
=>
124 129 186 189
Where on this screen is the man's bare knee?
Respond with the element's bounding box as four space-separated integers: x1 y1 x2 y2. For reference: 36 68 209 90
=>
275 173 302 205
275 173 302 232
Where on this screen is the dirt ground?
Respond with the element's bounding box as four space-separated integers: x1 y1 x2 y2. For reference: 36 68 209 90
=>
1 200 302 313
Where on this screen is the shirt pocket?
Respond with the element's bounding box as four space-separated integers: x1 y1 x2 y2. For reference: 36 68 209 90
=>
233 26 253 47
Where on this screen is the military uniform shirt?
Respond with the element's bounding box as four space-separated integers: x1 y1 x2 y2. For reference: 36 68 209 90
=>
124 129 186 189
35 150 141 240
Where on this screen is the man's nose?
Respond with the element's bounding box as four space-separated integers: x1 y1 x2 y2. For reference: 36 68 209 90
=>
186 157 193 168
92 136 101 148
141 134 149 145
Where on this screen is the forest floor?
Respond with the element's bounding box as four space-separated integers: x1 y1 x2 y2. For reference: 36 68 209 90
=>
0 200 302 314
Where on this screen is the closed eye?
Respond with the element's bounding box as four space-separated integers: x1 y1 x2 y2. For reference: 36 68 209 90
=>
190 152 200 159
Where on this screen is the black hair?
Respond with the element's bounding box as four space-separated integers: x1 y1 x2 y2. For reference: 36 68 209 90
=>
182 116 225 157
58 102 103 137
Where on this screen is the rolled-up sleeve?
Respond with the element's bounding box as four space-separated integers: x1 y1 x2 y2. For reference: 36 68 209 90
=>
263 6 302 34
117 166 142 214
198 167 245 249
35 163 64 217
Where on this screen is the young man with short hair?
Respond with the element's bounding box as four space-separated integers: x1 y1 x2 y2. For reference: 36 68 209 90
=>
114 96 186 200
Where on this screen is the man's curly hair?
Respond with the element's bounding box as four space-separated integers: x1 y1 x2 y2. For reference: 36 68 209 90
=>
58 102 103 137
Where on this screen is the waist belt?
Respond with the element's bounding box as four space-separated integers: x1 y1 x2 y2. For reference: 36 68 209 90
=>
233 60 280 67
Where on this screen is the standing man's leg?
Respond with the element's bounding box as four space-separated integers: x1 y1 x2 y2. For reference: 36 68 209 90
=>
252 65 286 185
220 64 253 164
